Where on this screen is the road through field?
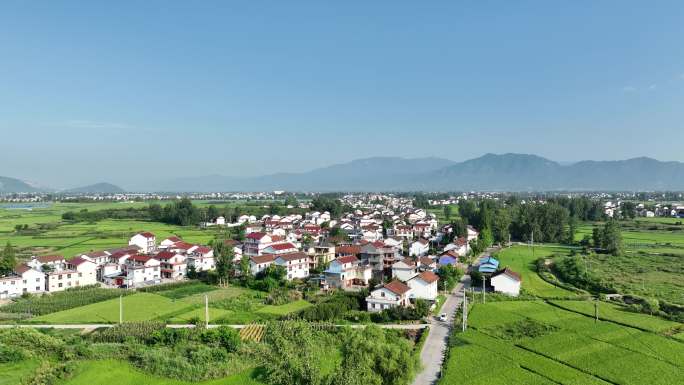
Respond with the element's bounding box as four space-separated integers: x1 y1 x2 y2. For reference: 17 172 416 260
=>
412 274 471 385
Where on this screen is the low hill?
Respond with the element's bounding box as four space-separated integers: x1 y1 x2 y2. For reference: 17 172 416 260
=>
64 182 126 194
0 176 47 193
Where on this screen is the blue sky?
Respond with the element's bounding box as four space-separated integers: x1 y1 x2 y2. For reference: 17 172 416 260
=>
1 1 683 189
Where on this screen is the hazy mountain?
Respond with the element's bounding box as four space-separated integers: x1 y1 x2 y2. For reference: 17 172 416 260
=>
154 157 456 192
425 154 684 191
0 176 47 193
9 154 684 193
64 182 126 194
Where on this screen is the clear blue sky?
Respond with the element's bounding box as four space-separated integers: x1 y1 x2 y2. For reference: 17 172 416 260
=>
1 1 683 189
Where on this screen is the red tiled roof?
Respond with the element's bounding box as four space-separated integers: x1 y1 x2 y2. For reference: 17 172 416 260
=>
129 255 156 263
270 235 285 242
493 268 522 282
419 256 435 266
268 242 296 251
155 251 177 260
36 255 64 263
246 232 267 240
165 236 182 242
250 254 276 264
137 232 155 238
14 263 31 274
276 252 308 262
415 271 439 284
172 241 195 250
335 255 358 264
69 257 93 266
383 280 411 295
336 245 361 256
194 246 212 254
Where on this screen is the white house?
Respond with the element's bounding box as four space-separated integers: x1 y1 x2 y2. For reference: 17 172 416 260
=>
366 280 412 312
391 260 418 282
490 268 522 296
0 264 44 299
159 236 183 249
187 246 215 272
44 257 97 292
274 252 309 280
216 216 226 225
119 255 161 288
129 232 156 253
155 251 187 280
409 239 430 257
324 256 372 290
466 226 479 242
407 271 439 300
243 232 273 256
262 242 298 255
250 254 276 276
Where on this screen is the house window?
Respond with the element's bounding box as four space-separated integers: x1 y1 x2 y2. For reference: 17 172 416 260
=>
78 273 82 277
67 274 72 279
381 291 385 297
36 278 40 282
58 283 63 288
35 287 40 291
23 280 27 284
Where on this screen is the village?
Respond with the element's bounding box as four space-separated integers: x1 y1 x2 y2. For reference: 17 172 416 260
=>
0 196 524 315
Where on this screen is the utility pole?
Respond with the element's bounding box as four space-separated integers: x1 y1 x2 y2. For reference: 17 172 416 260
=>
482 275 486 304
462 288 467 332
119 295 123 324
205 294 209 328
594 298 598 323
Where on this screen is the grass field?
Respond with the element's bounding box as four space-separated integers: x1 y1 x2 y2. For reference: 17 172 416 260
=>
0 360 40 385
59 360 265 385
575 221 684 304
28 285 310 324
493 245 578 298
0 201 237 258
548 300 682 334
440 300 684 385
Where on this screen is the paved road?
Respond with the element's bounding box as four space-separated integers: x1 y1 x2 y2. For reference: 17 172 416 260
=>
412 275 471 385
0 323 429 331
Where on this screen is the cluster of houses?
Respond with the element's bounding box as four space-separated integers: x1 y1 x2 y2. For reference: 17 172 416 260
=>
0 232 215 299
1 195 524 312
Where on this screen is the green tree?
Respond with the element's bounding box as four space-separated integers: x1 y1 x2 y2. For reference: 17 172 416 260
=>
212 240 234 286
0 242 17 275
443 205 453 221
239 254 251 278
601 220 624 256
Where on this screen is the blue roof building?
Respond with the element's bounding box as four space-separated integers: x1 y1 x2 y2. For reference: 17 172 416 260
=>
438 255 458 266
478 256 500 273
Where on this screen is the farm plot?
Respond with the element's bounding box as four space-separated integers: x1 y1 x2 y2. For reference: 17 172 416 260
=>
32 293 193 323
494 245 578 298
445 301 684 385
61 360 264 385
548 300 681 333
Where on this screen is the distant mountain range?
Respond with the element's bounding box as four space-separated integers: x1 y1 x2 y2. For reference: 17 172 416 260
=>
3 154 684 193
63 183 126 194
0 177 125 194
153 154 684 192
0 176 47 193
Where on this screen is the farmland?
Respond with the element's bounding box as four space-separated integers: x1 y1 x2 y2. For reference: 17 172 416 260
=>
440 300 684 385
60 360 265 385
493 245 579 298
575 220 684 304
0 201 244 258
26 284 311 325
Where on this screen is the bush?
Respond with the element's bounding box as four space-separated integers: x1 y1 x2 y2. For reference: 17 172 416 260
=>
200 326 241 352
3 285 129 316
92 321 165 343
0 343 27 362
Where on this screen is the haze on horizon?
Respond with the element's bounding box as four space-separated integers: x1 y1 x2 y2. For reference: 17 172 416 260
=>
1 1 684 189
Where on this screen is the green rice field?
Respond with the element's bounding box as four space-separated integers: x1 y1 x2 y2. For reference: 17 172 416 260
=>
440 300 684 385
